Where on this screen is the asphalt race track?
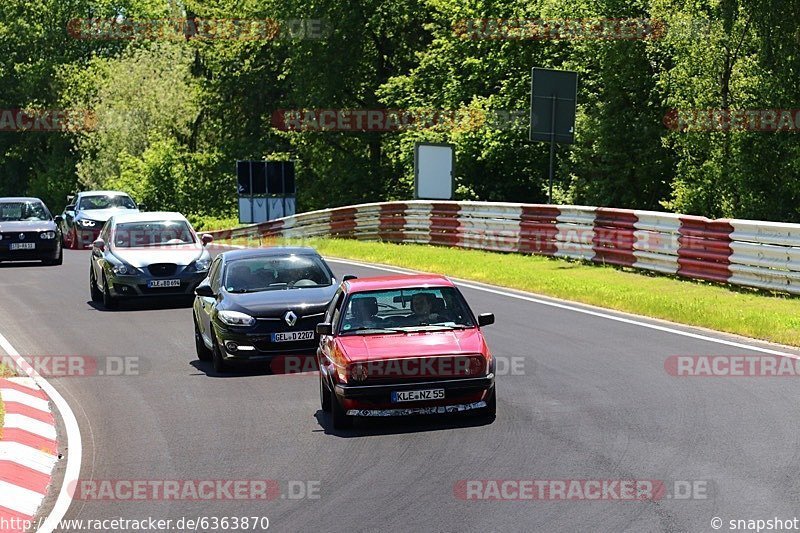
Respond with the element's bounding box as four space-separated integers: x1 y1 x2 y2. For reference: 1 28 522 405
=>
2 247 800 532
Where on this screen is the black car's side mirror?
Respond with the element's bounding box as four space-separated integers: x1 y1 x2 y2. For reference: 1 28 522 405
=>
342 275 358 282
477 313 495 327
65 204 76 213
54 215 64 223
92 238 105 252
316 322 333 336
195 283 215 298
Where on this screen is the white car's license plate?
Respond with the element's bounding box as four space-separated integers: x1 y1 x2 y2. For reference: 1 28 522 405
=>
147 279 181 288
10 243 35 250
391 389 445 403
272 331 314 342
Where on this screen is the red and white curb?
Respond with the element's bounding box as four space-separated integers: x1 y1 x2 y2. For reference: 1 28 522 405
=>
0 377 59 532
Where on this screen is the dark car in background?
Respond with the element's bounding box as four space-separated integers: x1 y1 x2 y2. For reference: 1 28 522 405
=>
0 197 63 265
61 190 142 249
193 247 338 373
90 212 213 309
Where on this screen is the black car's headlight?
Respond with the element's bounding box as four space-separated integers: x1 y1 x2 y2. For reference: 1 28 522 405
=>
78 219 98 228
40 231 56 240
218 310 256 327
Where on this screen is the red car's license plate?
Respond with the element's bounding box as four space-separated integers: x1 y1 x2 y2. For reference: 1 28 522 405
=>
391 389 445 402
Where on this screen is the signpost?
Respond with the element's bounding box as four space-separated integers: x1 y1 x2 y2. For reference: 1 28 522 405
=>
237 161 296 224
414 143 455 200
530 67 578 203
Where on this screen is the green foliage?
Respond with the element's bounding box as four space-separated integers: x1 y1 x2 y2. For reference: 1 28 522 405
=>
2 0 800 221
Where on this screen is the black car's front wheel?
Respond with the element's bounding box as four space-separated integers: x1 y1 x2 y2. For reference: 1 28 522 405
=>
90 266 102 302
211 334 228 374
43 243 63 266
194 316 212 362
101 273 119 310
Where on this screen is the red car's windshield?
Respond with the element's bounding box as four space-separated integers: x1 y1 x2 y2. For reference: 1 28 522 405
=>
341 287 475 334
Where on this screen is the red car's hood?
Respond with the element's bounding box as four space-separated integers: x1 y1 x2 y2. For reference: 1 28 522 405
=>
337 328 486 363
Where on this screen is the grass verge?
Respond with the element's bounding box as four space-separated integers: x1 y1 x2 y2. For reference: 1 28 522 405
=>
220 236 800 347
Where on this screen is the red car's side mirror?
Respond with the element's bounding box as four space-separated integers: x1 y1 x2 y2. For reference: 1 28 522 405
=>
316 323 333 336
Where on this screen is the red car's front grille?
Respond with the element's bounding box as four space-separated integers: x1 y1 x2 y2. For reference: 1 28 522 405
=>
350 355 485 383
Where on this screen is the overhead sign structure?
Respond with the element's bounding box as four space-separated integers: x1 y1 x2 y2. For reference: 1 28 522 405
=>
237 161 297 224
530 67 578 203
414 143 454 200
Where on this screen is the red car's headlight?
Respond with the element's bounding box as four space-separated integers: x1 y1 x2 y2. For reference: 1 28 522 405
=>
349 363 368 383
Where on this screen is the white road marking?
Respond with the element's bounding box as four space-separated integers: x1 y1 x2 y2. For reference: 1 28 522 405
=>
3 414 57 440
0 480 47 515
0 441 58 474
0 388 51 412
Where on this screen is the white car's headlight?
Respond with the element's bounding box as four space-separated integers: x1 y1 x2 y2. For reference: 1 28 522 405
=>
218 310 256 327
78 219 97 228
193 258 211 272
40 231 56 240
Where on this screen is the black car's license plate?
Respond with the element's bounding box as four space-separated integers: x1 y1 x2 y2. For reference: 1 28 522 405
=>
272 331 314 342
391 389 445 402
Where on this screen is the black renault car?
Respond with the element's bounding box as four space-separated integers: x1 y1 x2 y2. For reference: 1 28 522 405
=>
0 197 63 265
193 247 339 373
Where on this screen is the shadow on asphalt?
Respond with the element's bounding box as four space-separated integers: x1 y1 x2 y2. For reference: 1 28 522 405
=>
86 297 194 312
0 260 55 268
189 359 289 378
313 409 495 437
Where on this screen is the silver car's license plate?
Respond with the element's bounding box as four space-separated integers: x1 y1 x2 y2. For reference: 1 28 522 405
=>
10 243 35 250
391 389 445 402
272 331 314 342
147 279 181 288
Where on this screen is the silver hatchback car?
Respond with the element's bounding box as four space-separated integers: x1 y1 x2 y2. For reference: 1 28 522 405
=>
89 212 213 309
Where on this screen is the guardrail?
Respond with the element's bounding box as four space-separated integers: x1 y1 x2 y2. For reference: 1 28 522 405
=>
208 201 800 295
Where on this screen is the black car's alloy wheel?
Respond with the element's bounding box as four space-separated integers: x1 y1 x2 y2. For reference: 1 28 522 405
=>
44 242 63 266
194 316 212 362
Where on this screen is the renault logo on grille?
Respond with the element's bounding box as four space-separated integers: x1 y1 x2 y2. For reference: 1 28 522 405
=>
284 310 298 327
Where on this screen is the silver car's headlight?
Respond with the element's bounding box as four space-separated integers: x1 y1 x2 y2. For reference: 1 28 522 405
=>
218 310 256 327
78 219 97 228
112 264 136 275
40 231 56 240
193 258 211 272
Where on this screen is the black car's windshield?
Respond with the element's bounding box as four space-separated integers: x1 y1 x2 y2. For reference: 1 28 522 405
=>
78 195 136 210
224 255 332 293
113 221 195 247
0 201 49 222
340 287 475 334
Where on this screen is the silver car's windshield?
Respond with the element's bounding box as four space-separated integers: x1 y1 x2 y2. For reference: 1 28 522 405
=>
78 195 136 210
113 221 195 247
224 255 332 293
0 201 49 221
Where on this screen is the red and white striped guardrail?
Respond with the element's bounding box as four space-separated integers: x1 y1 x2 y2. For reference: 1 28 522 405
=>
208 201 800 295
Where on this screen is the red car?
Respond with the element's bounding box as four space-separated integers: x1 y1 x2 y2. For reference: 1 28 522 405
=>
315 274 496 429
